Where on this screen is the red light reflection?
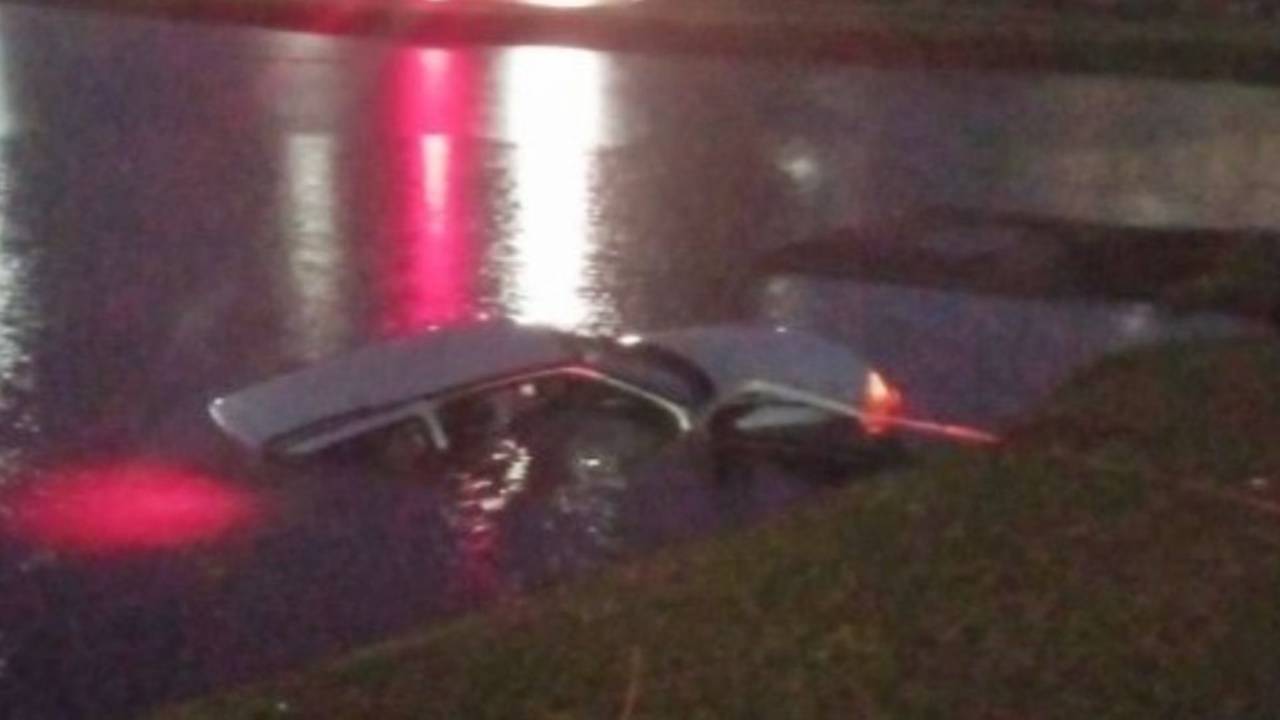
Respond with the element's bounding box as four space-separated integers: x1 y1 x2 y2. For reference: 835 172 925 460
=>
381 49 478 336
452 472 502 598
873 415 1001 446
863 370 904 437
860 371 998 446
7 461 262 555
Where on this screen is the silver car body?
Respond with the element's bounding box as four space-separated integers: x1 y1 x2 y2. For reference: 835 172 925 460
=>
645 325 869 406
209 321 886 458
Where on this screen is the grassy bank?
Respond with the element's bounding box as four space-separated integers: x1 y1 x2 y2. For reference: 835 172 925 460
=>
156 337 1280 719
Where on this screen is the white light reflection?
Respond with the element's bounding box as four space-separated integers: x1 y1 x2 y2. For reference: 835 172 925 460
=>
0 15 13 138
282 132 348 360
0 13 24 415
0 140 38 480
0 12 35 482
500 47 613 331
424 135 451 237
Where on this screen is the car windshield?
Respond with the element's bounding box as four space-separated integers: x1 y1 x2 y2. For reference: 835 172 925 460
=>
570 334 715 408
0 2 1276 719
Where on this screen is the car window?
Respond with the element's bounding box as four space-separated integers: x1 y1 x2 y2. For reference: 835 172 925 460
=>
287 405 449 466
723 402 837 432
711 388 861 437
436 371 683 452
573 336 715 409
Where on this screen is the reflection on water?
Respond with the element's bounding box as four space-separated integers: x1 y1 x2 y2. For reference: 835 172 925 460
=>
7 460 262 555
499 47 615 331
282 132 350 360
0 150 36 480
1026 133 1280 227
442 438 530 598
434 381 659 599
380 49 478 336
759 276 1270 427
269 30 354 361
0 18 33 481
0 15 13 137
274 44 624 342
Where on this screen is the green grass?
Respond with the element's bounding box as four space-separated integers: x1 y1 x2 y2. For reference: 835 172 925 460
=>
155 338 1280 720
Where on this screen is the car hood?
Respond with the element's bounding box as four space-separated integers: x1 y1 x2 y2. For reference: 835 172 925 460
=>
643 325 873 408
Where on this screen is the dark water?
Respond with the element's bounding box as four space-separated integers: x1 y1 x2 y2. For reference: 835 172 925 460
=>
0 5 1273 718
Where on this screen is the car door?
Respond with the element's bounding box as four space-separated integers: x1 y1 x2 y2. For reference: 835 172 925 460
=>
432 369 685 470
706 383 905 479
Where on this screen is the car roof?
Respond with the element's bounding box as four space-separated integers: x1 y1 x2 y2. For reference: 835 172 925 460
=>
210 322 575 450
643 325 872 406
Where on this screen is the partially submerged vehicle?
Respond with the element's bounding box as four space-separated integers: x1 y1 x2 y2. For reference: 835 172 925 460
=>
209 321 992 471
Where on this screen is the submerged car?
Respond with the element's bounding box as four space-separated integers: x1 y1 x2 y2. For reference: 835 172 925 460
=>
209 321 981 471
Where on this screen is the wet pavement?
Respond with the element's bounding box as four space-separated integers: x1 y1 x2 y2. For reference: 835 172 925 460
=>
0 4 1276 718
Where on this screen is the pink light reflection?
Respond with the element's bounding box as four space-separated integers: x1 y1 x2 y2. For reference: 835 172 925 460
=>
451 471 502 598
380 49 477 336
6 461 263 555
